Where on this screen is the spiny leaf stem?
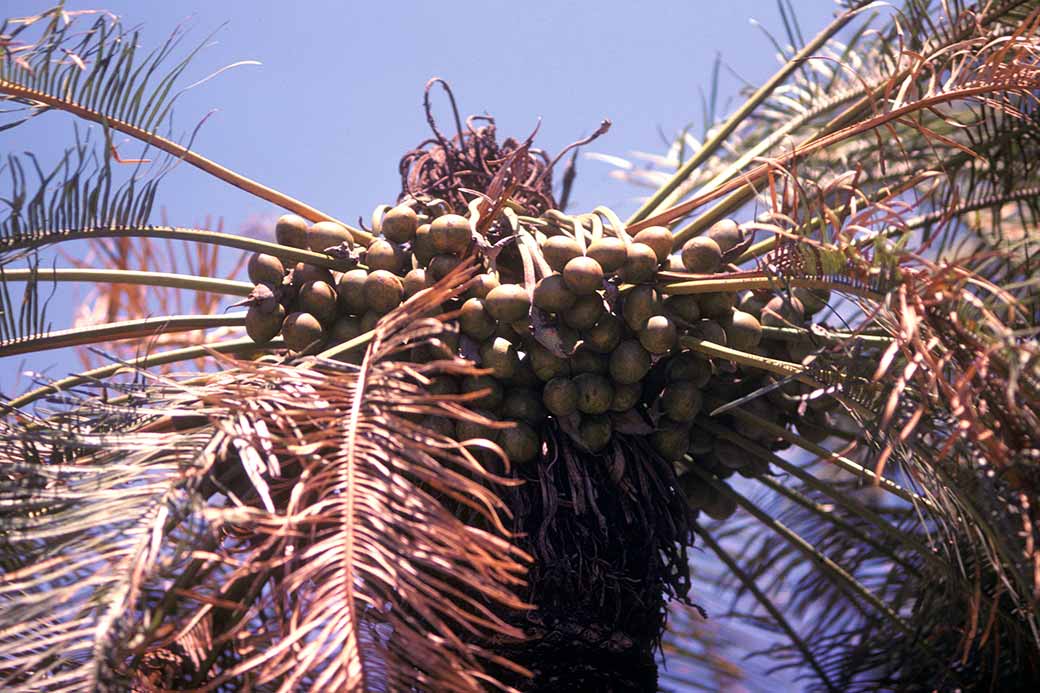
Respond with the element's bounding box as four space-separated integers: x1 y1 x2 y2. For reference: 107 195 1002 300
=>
0 313 245 357
0 80 373 245
5 335 281 409
1 267 253 296
1 226 357 271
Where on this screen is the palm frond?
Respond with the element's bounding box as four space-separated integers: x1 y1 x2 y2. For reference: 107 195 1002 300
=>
0 5 367 243
0 409 217 691
177 268 530 691
2 264 532 691
613 1 1040 688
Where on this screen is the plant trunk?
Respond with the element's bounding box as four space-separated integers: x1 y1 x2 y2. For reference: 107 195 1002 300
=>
496 425 694 692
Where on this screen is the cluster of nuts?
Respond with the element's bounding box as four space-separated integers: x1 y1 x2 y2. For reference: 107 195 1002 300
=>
241 205 834 521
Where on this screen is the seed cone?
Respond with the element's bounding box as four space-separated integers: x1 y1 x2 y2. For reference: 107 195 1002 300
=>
263 200 805 518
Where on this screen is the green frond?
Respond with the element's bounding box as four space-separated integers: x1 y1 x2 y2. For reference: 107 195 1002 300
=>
1 6 212 136
0 412 217 690
0 6 368 244
0 126 165 264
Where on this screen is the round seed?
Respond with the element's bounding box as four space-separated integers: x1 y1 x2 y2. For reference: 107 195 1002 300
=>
680 236 723 273
307 221 352 253
282 312 324 351
533 274 576 313
622 242 660 283
485 284 531 322
430 214 471 253
275 214 309 249
336 269 369 315
363 270 404 313
543 377 578 416
587 237 627 273
541 235 582 272
381 204 418 243
248 253 285 285
632 226 674 263
609 340 651 385
706 218 743 254
563 294 605 331
245 302 285 344
562 256 604 296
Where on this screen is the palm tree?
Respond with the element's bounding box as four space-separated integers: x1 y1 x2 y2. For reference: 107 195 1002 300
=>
1 1 1038 691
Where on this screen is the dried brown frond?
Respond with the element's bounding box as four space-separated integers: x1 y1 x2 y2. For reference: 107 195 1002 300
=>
129 262 534 692
398 79 609 217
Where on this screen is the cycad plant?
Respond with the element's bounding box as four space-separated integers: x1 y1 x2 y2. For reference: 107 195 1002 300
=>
1 1 1039 691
